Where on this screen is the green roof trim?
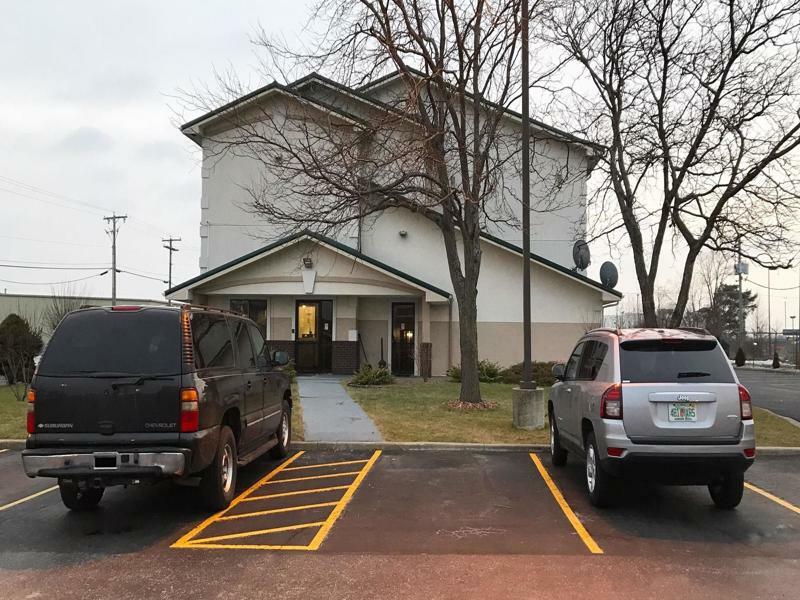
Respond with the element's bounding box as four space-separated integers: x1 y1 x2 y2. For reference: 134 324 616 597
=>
165 230 452 299
479 231 623 298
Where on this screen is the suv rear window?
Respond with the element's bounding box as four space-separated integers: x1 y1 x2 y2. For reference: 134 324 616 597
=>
620 338 734 384
38 309 180 376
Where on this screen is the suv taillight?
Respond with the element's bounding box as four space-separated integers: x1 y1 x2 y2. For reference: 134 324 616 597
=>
739 384 753 420
601 384 623 419
180 387 199 432
26 388 36 434
181 308 194 366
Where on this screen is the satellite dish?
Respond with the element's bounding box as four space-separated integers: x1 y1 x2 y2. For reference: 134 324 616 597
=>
600 261 619 289
572 240 591 270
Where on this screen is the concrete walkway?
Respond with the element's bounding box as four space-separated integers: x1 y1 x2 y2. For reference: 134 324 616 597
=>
296 375 384 442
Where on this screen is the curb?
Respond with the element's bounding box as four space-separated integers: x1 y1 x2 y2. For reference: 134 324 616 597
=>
295 441 547 453
0 439 26 450
295 441 800 455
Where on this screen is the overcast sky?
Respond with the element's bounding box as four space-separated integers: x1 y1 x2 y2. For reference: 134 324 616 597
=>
1 1 798 331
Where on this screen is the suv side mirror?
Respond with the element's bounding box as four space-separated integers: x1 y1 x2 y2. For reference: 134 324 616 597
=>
552 363 566 381
272 350 289 366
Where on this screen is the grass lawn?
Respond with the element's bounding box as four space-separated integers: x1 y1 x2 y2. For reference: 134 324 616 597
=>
0 385 27 439
348 380 548 444
753 407 800 447
348 379 800 447
291 382 305 441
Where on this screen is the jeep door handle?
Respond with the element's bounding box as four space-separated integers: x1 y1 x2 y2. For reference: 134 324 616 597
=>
565 388 572 393
246 380 253 390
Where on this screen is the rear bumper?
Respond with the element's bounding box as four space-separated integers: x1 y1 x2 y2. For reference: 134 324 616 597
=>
597 419 756 484
22 449 189 480
23 426 220 478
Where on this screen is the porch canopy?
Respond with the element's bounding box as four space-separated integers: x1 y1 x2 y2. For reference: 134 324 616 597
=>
166 231 451 375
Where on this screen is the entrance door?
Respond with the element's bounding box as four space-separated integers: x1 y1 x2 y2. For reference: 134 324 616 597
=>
391 302 415 376
295 300 333 373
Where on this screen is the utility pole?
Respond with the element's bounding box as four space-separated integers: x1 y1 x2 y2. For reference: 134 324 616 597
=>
162 236 181 305
103 213 127 306
520 0 534 390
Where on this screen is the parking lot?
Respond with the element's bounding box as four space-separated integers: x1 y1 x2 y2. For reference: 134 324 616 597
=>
0 445 798 599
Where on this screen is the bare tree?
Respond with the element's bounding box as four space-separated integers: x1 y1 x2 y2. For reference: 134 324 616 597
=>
179 0 587 403
544 0 800 327
43 284 88 335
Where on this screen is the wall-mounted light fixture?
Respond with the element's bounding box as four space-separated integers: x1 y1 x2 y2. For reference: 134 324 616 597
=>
399 230 408 237
302 257 313 269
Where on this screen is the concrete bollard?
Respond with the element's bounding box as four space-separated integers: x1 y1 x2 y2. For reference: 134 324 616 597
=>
512 387 546 430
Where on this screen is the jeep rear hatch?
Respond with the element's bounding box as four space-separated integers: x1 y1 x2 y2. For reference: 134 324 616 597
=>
619 338 742 443
33 308 182 436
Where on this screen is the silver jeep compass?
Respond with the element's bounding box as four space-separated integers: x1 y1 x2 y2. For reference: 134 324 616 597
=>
548 328 755 509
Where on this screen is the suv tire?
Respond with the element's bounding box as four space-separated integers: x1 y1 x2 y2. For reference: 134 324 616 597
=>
200 425 237 510
708 471 744 510
59 479 104 511
270 400 292 459
585 432 614 507
549 412 568 466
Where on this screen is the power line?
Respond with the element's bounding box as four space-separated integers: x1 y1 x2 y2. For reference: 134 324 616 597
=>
0 264 108 271
0 234 107 248
0 271 108 286
746 278 800 292
116 269 168 284
0 174 114 213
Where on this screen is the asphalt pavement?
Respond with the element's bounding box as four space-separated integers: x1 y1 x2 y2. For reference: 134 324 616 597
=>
737 369 800 421
0 445 799 599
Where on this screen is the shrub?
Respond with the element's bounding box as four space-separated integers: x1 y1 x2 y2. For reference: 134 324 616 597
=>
349 364 393 386
772 352 781 369
447 359 504 383
735 347 746 367
0 313 43 401
500 361 558 387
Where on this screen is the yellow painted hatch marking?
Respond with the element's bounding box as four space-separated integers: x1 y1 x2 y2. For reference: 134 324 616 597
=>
265 471 362 485
216 501 339 521
241 485 351 501
306 450 382 551
171 450 304 548
281 459 369 472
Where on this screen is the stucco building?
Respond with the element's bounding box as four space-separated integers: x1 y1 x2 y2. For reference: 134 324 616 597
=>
167 71 622 375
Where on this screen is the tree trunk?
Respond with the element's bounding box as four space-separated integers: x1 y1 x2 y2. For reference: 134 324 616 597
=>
457 283 482 404
668 249 700 328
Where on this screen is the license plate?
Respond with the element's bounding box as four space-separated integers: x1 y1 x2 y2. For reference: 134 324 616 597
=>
668 402 697 422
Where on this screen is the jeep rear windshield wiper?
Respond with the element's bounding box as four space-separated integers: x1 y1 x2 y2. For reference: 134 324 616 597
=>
677 371 711 378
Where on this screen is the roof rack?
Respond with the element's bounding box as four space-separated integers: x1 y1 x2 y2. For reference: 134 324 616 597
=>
676 327 711 335
179 303 244 317
588 327 622 336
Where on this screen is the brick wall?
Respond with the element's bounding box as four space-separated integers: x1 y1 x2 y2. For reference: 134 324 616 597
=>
332 341 360 375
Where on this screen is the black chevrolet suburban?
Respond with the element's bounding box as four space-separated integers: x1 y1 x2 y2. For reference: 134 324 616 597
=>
22 304 292 511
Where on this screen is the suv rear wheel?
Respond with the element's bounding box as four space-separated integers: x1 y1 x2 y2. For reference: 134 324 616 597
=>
708 471 744 510
58 479 104 511
200 425 237 510
270 400 292 459
585 432 614 507
549 412 568 466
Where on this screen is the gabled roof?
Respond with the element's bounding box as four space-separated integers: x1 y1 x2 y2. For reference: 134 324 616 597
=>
358 68 605 154
479 231 623 299
165 230 452 300
180 81 368 145
180 69 603 156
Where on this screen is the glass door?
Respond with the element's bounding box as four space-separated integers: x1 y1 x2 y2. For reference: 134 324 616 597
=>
391 302 415 375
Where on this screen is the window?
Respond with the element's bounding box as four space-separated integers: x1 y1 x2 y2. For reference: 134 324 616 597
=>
564 342 585 381
38 309 180 376
230 318 256 369
247 322 268 361
230 299 268 335
191 313 235 369
577 341 608 381
297 303 317 340
620 338 735 383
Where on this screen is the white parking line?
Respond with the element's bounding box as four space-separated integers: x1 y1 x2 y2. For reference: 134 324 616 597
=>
0 486 58 512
